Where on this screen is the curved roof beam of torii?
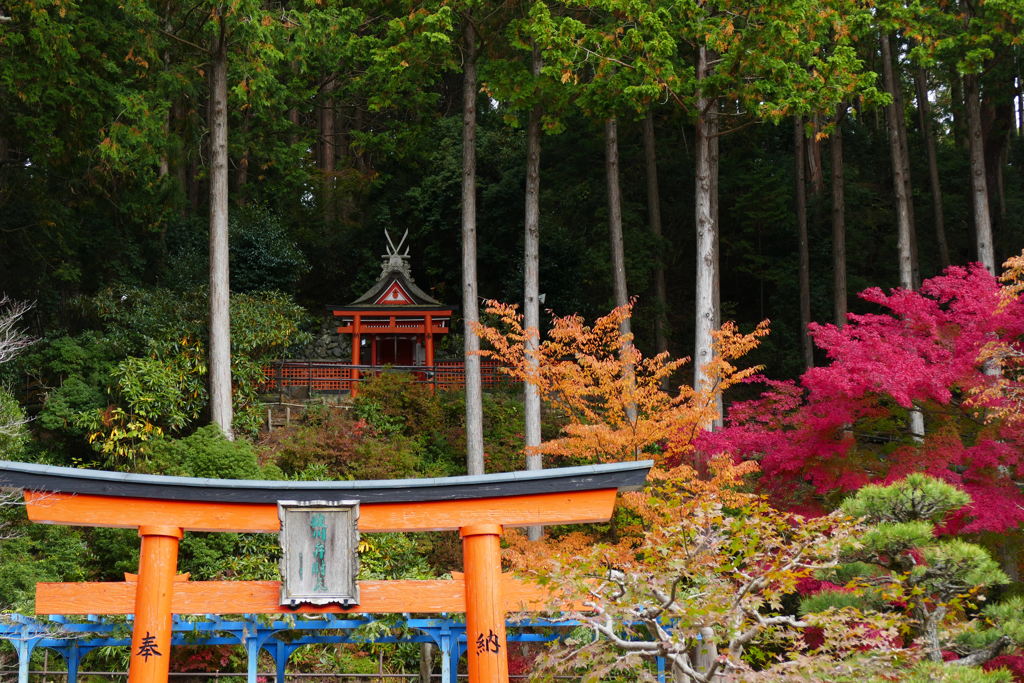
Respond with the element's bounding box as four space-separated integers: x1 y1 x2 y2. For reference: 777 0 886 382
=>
0 459 650 504
1 460 652 534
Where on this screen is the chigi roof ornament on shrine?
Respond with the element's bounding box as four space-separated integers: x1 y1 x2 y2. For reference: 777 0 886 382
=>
344 229 449 309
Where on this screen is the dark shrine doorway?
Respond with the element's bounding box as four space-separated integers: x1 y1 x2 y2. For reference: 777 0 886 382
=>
376 335 415 366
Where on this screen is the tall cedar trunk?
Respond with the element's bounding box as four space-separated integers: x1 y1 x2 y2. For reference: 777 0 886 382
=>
1018 63 1024 134
605 117 637 426
461 21 485 475
236 110 249 202
320 77 337 226
642 111 668 357
156 92 171 257
605 118 630 323
287 63 300 146
982 92 1013 229
951 75 966 148
965 72 995 273
915 66 950 268
188 154 202 214
287 107 300 146
208 21 233 439
523 47 543 541
418 643 433 683
880 33 917 290
794 118 813 369
159 115 171 180
807 115 825 194
831 104 848 326
158 7 172 182
996 145 1006 224
881 33 924 439
173 101 188 215
694 45 722 425
710 104 720 326
892 50 920 286
336 103 354 224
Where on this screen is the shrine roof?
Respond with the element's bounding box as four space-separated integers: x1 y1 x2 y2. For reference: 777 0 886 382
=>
347 269 448 308
0 460 652 504
327 276 453 316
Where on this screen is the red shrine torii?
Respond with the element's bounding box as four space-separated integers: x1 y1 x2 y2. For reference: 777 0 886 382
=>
329 231 453 392
0 459 651 683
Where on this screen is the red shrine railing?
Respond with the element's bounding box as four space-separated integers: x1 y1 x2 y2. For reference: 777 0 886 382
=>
261 360 509 393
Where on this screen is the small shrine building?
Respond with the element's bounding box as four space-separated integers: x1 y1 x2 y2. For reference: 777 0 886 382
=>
263 232 502 394
329 231 453 371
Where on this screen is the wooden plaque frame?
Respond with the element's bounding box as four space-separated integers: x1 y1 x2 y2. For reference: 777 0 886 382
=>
278 500 360 608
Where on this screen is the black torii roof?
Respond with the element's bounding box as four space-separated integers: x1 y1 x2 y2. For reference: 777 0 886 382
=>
0 460 653 504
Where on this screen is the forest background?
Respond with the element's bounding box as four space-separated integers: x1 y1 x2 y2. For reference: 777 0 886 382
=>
2 0 1024 678
1 0 1022 381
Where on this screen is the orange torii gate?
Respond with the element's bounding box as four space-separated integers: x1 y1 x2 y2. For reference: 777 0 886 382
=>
0 460 651 683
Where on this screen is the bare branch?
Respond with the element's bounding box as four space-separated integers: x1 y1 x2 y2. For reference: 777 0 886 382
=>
0 296 35 365
951 635 1012 667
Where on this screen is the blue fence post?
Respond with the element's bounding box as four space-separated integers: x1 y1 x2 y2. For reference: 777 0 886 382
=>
449 627 466 683
16 624 36 683
246 630 261 683
66 640 81 682
438 624 453 683
273 639 291 683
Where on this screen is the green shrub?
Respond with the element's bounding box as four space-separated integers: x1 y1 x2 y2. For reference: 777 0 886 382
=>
359 532 434 579
260 406 370 477
0 511 92 611
351 436 423 480
264 388 464 479
37 376 106 436
865 662 1012 682
42 287 311 459
353 372 444 438
0 386 29 459
141 425 262 479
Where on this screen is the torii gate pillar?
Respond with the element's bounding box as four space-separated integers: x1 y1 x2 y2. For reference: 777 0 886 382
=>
129 526 182 683
461 524 508 680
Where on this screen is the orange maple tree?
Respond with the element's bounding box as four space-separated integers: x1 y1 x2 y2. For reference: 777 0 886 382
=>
472 300 769 466
974 249 1024 424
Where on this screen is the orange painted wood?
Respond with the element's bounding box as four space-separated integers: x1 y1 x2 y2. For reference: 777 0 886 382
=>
461 524 509 683
25 488 617 533
123 573 190 582
332 309 453 317
25 491 279 533
351 314 361 396
336 324 449 335
424 314 435 369
36 576 556 615
128 527 181 683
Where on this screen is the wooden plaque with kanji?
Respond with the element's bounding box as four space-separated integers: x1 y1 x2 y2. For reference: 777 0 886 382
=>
278 500 360 607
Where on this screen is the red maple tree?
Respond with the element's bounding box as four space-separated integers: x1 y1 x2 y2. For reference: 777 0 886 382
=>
699 260 1024 534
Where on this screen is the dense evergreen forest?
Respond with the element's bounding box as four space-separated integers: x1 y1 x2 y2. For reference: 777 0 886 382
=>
1 0 1021 379
3 0 1024 678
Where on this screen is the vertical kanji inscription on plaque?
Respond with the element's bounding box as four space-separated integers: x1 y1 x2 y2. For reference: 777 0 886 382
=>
278 500 360 606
